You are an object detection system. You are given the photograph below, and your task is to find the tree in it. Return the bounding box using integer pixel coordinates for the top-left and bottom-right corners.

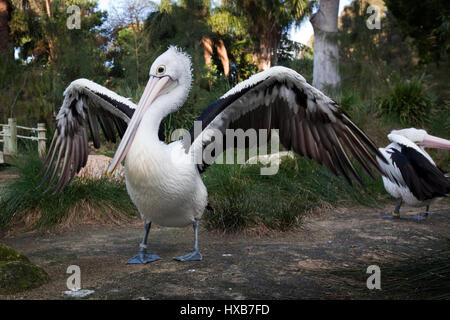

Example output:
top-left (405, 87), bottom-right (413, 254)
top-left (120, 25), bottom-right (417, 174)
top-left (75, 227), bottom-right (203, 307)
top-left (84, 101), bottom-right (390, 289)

top-left (311, 0), bottom-right (340, 95)
top-left (108, 0), bottom-right (157, 85)
top-left (0, 0), bottom-right (13, 56)
top-left (2, 0), bottom-right (108, 125)
top-left (338, 0), bottom-right (416, 100)
top-left (384, 0), bottom-right (449, 64)
top-left (205, 3), bottom-right (258, 80)
top-left (225, 0), bottom-right (313, 70)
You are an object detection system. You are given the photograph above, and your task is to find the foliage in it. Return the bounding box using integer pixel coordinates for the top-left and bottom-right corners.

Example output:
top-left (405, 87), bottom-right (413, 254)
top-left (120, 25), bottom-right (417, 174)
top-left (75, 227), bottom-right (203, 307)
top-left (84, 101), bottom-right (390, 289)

top-left (223, 0), bottom-right (314, 69)
top-left (108, 0), bottom-right (226, 120)
top-left (203, 155), bottom-right (386, 233)
top-left (338, 1), bottom-right (417, 101)
top-left (0, 152), bottom-right (137, 230)
top-left (376, 77), bottom-right (435, 127)
top-left (384, 0), bottom-right (450, 64)
top-left (278, 38), bottom-right (314, 84)
top-left (1, 0), bottom-right (108, 127)
top-left (427, 100), bottom-right (450, 139)
top-left (321, 250), bottom-right (450, 299)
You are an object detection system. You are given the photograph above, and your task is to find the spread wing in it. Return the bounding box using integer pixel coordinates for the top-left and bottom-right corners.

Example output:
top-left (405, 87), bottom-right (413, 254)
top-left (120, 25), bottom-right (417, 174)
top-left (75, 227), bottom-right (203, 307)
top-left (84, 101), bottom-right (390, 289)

top-left (37, 79), bottom-right (137, 194)
top-left (187, 66), bottom-right (386, 185)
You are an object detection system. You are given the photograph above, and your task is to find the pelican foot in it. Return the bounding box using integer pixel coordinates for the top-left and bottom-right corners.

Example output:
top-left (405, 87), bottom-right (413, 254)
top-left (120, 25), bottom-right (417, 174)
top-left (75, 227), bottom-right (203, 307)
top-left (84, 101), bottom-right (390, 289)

top-left (411, 213), bottom-right (429, 222)
top-left (126, 251), bottom-right (160, 264)
top-left (381, 212), bottom-right (401, 219)
top-left (174, 250), bottom-right (203, 262)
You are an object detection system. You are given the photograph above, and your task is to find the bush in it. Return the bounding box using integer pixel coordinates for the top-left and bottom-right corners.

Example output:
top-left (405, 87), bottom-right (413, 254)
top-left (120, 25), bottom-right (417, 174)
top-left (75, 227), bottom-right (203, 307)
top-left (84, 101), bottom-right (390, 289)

top-left (376, 77), bottom-right (434, 126)
top-left (203, 155), bottom-right (387, 233)
top-left (0, 153), bottom-right (137, 231)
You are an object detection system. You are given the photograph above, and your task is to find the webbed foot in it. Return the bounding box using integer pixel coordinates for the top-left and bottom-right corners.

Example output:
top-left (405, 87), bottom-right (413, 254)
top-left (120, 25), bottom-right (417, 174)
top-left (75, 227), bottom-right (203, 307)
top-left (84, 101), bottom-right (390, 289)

top-left (174, 250), bottom-right (203, 262)
top-left (381, 212), bottom-right (401, 219)
top-left (126, 250), bottom-right (160, 264)
top-left (411, 212), bottom-right (429, 222)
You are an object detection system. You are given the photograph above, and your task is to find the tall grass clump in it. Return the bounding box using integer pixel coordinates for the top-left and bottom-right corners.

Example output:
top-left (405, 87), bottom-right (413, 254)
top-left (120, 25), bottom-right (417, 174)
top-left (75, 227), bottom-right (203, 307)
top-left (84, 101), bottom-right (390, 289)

top-left (376, 77), bottom-right (435, 127)
top-left (202, 155), bottom-right (387, 233)
top-left (0, 153), bottom-right (137, 231)
top-left (319, 250), bottom-right (450, 299)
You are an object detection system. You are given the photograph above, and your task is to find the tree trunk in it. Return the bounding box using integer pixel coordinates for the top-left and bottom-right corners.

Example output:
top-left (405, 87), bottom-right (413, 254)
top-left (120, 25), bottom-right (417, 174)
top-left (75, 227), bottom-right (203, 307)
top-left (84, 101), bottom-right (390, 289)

top-left (311, 0), bottom-right (341, 96)
top-left (202, 37), bottom-right (213, 68)
top-left (45, 0), bottom-right (52, 17)
top-left (256, 27), bottom-right (281, 71)
top-left (257, 31), bottom-right (273, 71)
top-left (202, 37), bottom-right (230, 77)
top-left (0, 0), bottom-right (12, 56)
top-left (215, 38), bottom-right (230, 77)
top-left (44, 0), bottom-right (57, 63)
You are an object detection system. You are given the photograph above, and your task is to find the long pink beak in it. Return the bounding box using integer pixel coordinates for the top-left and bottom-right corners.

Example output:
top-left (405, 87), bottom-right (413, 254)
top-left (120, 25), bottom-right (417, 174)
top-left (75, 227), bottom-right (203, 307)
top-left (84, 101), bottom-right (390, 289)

top-left (107, 76), bottom-right (170, 178)
top-left (420, 134), bottom-right (450, 149)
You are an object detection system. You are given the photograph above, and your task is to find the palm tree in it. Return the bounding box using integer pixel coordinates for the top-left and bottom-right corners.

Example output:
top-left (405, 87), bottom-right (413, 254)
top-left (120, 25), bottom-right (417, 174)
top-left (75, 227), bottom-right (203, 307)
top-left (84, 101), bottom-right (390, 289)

top-left (225, 0), bottom-right (313, 70)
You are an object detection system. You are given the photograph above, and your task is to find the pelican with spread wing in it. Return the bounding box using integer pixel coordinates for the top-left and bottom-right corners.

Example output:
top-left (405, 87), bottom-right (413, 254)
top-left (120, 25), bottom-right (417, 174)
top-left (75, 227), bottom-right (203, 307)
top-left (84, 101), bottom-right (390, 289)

top-left (38, 46), bottom-right (386, 264)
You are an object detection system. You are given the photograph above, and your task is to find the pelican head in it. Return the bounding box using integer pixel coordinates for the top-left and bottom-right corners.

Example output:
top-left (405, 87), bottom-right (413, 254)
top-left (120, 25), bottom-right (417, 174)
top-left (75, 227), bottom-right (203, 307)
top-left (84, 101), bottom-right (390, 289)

top-left (391, 128), bottom-right (450, 149)
top-left (107, 46), bottom-right (192, 177)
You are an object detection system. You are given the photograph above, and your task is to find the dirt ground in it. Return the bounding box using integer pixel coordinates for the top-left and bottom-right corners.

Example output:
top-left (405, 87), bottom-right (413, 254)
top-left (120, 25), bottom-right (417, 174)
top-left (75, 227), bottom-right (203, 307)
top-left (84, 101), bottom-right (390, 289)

top-left (0, 201), bottom-right (449, 300)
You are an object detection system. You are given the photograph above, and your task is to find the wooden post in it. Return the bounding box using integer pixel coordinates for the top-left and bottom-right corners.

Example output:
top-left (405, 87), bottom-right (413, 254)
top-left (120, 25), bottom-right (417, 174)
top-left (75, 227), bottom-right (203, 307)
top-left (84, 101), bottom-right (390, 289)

top-left (37, 123), bottom-right (46, 157)
top-left (3, 124), bottom-right (9, 154)
top-left (8, 118), bottom-right (17, 155)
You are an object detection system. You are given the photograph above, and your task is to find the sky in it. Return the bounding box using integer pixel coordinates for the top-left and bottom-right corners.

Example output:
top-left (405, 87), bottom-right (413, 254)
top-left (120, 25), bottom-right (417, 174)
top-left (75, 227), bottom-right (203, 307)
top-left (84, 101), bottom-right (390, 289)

top-left (98, 0), bottom-right (355, 45)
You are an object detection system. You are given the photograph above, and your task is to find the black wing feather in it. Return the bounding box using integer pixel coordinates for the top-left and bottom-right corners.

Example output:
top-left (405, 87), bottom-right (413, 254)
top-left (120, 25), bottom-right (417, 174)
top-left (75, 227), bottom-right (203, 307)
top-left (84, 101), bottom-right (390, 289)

top-left (188, 67), bottom-right (386, 185)
top-left (390, 146), bottom-right (450, 201)
top-left (38, 79), bottom-right (136, 194)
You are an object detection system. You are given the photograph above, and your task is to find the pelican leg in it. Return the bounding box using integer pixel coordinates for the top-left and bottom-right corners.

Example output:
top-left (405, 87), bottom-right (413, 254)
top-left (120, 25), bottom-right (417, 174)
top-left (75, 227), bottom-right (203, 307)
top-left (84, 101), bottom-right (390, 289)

top-left (411, 205), bottom-right (430, 222)
top-left (382, 198), bottom-right (402, 219)
top-left (174, 219), bottom-right (203, 262)
top-left (127, 222), bottom-right (160, 264)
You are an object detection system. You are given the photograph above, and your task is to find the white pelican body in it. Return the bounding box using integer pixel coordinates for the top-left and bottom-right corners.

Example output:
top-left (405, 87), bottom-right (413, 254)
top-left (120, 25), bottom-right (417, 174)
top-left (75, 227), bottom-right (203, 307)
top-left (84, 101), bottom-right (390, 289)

top-left (377, 128), bottom-right (450, 220)
top-left (119, 48), bottom-right (206, 228)
top-left (39, 46), bottom-right (386, 264)
top-left (125, 132), bottom-right (207, 227)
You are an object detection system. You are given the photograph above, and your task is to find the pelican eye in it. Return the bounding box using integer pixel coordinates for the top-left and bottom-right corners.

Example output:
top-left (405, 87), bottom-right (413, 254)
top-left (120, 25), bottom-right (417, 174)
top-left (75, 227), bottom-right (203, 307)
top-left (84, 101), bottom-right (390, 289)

top-left (156, 65), bottom-right (166, 75)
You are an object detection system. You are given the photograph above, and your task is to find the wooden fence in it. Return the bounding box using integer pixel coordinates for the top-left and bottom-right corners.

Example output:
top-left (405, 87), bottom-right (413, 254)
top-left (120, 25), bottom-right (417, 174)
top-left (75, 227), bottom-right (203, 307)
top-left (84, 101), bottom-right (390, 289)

top-left (0, 118), bottom-right (46, 164)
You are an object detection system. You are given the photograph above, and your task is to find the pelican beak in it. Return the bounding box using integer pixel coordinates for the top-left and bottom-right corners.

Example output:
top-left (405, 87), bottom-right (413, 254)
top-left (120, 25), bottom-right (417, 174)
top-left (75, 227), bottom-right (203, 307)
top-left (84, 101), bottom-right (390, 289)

top-left (420, 134), bottom-right (450, 150)
top-left (107, 76), bottom-right (171, 178)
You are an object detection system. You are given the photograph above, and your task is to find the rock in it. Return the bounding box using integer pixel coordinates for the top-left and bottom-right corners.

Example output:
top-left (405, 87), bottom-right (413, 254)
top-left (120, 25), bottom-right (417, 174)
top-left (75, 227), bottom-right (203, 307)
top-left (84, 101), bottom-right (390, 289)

top-left (244, 151), bottom-right (295, 167)
top-left (63, 289), bottom-right (95, 298)
top-left (77, 155), bottom-right (124, 180)
top-left (0, 243), bottom-right (30, 263)
top-left (0, 244), bottom-right (49, 295)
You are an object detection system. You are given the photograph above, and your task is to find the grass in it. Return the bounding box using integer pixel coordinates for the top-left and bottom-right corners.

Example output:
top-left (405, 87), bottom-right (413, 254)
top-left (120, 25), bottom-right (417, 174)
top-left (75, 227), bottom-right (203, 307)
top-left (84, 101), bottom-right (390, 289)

top-left (314, 249), bottom-right (450, 299)
top-left (202, 155), bottom-right (388, 233)
top-left (1, 148), bottom-right (387, 233)
top-left (0, 152), bottom-right (137, 231)
top-left (376, 77), bottom-right (435, 127)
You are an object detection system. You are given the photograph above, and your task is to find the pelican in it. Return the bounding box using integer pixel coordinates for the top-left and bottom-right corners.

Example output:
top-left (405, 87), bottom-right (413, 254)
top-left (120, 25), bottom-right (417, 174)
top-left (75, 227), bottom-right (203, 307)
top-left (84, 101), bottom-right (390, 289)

top-left (38, 46), bottom-right (386, 264)
top-left (377, 128), bottom-right (450, 221)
